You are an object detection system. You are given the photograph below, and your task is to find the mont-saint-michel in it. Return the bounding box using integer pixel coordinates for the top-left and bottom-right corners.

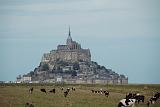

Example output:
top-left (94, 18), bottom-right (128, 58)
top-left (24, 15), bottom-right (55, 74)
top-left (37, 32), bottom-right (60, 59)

top-left (17, 27), bottom-right (128, 84)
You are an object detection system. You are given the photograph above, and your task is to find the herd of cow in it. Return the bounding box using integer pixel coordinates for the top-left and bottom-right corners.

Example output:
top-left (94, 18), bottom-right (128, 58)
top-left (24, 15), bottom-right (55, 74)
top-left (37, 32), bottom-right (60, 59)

top-left (26, 87), bottom-right (76, 107)
top-left (91, 89), bottom-right (160, 107)
top-left (26, 87), bottom-right (160, 107)
top-left (91, 89), bottom-right (110, 97)
top-left (118, 92), bottom-right (160, 107)
top-left (29, 87), bottom-right (75, 97)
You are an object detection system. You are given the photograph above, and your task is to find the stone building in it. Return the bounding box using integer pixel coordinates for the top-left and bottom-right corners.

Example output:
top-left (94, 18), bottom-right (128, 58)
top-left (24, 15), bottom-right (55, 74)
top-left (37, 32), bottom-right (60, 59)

top-left (16, 75), bottom-right (31, 83)
top-left (41, 27), bottom-right (91, 63)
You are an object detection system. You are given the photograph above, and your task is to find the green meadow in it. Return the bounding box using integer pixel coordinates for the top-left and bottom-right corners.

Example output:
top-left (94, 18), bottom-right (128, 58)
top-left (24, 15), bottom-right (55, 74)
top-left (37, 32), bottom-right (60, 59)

top-left (0, 83), bottom-right (160, 107)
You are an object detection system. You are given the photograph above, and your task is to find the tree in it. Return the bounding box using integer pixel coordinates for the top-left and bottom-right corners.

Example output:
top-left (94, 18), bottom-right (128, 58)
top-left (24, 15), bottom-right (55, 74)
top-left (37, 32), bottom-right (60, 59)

top-left (29, 71), bottom-right (34, 76)
top-left (42, 64), bottom-right (49, 71)
top-left (101, 66), bottom-right (106, 70)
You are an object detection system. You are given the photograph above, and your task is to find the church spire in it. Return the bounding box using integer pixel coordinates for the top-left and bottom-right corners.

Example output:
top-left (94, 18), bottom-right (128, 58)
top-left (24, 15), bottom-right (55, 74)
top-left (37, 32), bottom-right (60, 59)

top-left (69, 25), bottom-right (71, 37)
top-left (66, 26), bottom-right (72, 45)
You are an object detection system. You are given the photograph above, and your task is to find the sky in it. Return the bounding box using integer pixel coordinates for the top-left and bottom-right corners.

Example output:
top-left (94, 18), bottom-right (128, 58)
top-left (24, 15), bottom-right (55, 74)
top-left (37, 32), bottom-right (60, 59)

top-left (0, 0), bottom-right (160, 84)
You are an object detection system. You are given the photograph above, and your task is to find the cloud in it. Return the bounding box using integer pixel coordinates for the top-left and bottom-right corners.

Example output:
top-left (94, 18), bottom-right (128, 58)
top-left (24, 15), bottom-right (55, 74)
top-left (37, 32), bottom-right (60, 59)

top-left (0, 0), bottom-right (160, 39)
top-left (0, 0), bottom-right (134, 16)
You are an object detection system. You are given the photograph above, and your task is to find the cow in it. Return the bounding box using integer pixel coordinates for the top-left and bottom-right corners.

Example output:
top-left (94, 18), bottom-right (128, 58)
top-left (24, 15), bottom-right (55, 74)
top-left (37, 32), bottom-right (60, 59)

top-left (150, 97), bottom-right (157, 104)
top-left (118, 98), bottom-right (136, 107)
top-left (147, 92), bottom-right (160, 106)
top-left (147, 97), bottom-right (157, 106)
top-left (135, 94), bottom-right (145, 103)
top-left (49, 88), bottom-right (55, 93)
top-left (104, 91), bottom-right (109, 97)
top-left (29, 87), bottom-right (33, 94)
top-left (64, 91), bottom-right (69, 97)
top-left (40, 88), bottom-right (47, 94)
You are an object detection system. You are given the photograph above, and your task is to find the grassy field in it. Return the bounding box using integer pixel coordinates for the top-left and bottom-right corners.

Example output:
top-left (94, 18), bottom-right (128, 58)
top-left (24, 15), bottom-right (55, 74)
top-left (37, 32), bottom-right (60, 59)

top-left (0, 83), bottom-right (160, 107)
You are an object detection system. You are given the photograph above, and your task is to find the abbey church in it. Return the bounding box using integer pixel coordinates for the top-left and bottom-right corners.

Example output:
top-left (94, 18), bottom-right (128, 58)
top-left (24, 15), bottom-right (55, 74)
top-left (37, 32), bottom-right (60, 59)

top-left (41, 27), bottom-right (91, 63)
top-left (17, 27), bottom-right (128, 84)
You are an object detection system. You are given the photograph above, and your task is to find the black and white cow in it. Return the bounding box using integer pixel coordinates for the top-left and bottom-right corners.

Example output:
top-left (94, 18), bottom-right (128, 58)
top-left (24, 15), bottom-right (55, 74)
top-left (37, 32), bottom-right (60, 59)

top-left (64, 91), bottom-right (69, 97)
top-left (126, 93), bottom-right (145, 104)
top-left (147, 92), bottom-right (160, 106)
top-left (135, 94), bottom-right (145, 103)
top-left (104, 91), bottom-right (109, 97)
top-left (118, 98), bottom-right (136, 107)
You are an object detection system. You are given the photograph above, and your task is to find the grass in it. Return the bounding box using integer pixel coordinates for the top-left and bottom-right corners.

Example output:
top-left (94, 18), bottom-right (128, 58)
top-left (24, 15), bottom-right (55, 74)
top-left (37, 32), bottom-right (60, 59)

top-left (0, 83), bottom-right (160, 107)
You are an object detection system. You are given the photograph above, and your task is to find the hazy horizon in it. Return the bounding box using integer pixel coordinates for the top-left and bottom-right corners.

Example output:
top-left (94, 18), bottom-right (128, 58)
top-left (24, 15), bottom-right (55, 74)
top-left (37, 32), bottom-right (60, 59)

top-left (0, 0), bottom-right (160, 84)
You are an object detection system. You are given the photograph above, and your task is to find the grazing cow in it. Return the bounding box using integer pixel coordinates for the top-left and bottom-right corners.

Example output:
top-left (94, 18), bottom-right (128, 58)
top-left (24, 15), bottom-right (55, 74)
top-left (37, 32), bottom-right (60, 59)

top-left (40, 88), bottom-right (47, 93)
top-left (29, 87), bottom-right (33, 94)
top-left (147, 97), bottom-right (157, 106)
top-left (61, 87), bottom-right (64, 91)
top-left (118, 99), bottom-right (136, 107)
top-left (104, 91), bottom-right (109, 97)
top-left (150, 97), bottom-right (157, 104)
top-left (49, 88), bottom-right (55, 93)
top-left (126, 93), bottom-right (145, 104)
top-left (64, 91), bottom-right (69, 97)
top-left (135, 94), bottom-right (145, 103)
top-left (147, 92), bottom-right (160, 106)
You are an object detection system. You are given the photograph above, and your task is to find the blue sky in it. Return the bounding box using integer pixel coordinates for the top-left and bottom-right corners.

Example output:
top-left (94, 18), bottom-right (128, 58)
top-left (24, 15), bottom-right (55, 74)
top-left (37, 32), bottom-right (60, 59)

top-left (0, 0), bottom-right (160, 84)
